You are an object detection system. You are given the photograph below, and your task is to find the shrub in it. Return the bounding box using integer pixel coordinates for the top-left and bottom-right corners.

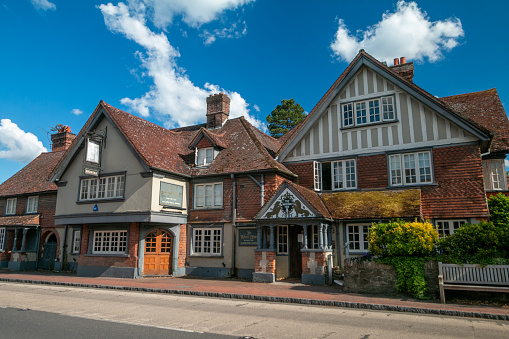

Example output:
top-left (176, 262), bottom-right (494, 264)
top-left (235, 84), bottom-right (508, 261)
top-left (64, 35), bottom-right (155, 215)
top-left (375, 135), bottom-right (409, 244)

top-left (368, 220), bottom-right (438, 257)
top-left (438, 221), bottom-right (503, 264)
top-left (488, 193), bottom-right (509, 257)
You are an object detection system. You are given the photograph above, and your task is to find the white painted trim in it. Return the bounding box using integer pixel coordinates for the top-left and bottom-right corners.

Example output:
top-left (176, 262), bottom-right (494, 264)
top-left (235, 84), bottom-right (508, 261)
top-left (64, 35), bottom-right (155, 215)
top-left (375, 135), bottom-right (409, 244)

top-left (407, 95), bottom-right (415, 143)
top-left (367, 128), bottom-right (372, 148)
top-left (347, 131), bottom-right (352, 151)
top-left (363, 68), bottom-right (368, 94)
top-left (319, 116), bottom-right (324, 154)
top-left (332, 90), bottom-right (401, 105)
top-left (310, 128), bottom-right (314, 155)
top-left (354, 76), bottom-right (359, 98)
top-left (328, 107), bottom-right (333, 153)
top-left (383, 79), bottom-right (388, 92)
top-left (388, 126), bottom-right (394, 146)
top-left (446, 120), bottom-right (452, 139)
top-left (372, 72), bottom-right (378, 93)
top-left (357, 130), bottom-right (362, 150)
top-left (396, 93), bottom-right (403, 145)
top-left (420, 102), bottom-right (428, 142)
top-left (337, 106), bottom-right (343, 151)
top-left (346, 83), bottom-right (351, 98)
top-left (282, 138), bottom-right (478, 162)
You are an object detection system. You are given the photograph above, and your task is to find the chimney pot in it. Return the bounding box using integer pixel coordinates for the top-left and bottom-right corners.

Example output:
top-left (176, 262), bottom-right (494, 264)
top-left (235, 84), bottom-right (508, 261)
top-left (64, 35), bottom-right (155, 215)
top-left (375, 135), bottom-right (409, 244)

top-left (394, 58), bottom-right (400, 66)
top-left (400, 57), bottom-right (406, 64)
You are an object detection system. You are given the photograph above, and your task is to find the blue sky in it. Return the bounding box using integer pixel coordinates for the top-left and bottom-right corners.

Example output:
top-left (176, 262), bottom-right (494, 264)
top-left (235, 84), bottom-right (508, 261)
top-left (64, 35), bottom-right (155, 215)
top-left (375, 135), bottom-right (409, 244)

top-left (0, 0), bottom-right (508, 183)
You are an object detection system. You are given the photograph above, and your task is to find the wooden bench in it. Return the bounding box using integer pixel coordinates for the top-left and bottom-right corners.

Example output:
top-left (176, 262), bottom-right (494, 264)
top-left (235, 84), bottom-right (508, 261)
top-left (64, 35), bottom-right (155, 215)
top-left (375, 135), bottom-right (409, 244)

top-left (438, 262), bottom-right (509, 303)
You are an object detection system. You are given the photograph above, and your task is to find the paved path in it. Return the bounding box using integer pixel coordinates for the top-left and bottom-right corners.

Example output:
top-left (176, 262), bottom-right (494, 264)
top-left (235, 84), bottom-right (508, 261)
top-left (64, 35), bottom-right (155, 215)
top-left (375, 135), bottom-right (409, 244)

top-left (0, 270), bottom-right (507, 320)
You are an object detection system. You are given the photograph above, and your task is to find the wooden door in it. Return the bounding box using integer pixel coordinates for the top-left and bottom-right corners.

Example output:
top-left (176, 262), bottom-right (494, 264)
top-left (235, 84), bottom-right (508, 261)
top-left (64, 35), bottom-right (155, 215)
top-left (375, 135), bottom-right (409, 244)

top-left (144, 229), bottom-right (172, 276)
top-left (289, 226), bottom-right (302, 278)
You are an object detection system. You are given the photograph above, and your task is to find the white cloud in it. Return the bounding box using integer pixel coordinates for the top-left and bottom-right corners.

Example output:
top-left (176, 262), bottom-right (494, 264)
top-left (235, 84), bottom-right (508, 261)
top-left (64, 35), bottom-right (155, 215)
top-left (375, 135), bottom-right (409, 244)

top-left (140, 0), bottom-right (255, 28)
top-left (30, 0), bottom-right (56, 11)
top-left (0, 119), bottom-right (47, 163)
top-left (71, 109), bottom-right (83, 116)
top-left (99, 2), bottom-right (262, 129)
top-left (200, 20), bottom-right (247, 45)
top-left (330, 1), bottom-right (464, 63)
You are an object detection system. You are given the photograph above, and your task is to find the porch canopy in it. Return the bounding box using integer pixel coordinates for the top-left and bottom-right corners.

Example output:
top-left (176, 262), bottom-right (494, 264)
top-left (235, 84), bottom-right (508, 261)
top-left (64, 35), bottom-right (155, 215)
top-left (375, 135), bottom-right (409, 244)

top-left (0, 215), bottom-right (40, 252)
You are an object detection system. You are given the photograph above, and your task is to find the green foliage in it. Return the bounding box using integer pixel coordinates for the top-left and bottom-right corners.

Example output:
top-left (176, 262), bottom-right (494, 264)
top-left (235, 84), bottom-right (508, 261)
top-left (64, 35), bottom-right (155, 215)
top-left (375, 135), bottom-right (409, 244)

top-left (368, 220), bottom-right (438, 257)
top-left (488, 193), bottom-right (509, 226)
top-left (488, 193), bottom-right (509, 257)
top-left (438, 221), bottom-right (505, 264)
top-left (266, 99), bottom-right (305, 138)
top-left (377, 256), bottom-right (430, 299)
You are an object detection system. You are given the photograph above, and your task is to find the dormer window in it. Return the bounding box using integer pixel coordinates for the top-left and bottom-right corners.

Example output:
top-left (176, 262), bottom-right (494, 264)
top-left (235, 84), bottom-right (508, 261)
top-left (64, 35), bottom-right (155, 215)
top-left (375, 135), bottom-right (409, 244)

top-left (196, 147), bottom-right (215, 167)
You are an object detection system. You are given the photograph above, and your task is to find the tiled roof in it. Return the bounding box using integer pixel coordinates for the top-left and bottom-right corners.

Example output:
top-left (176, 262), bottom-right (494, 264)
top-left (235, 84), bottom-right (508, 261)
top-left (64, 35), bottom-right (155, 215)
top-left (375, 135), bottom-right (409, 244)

top-left (286, 181), bottom-right (332, 219)
top-left (52, 101), bottom-right (295, 179)
top-left (190, 117), bottom-right (294, 176)
top-left (440, 89), bottom-right (509, 152)
top-left (0, 151), bottom-right (63, 197)
top-left (189, 127), bottom-right (228, 150)
top-left (0, 215), bottom-right (40, 226)
top-left (321, 189), bottom-right (421, 220)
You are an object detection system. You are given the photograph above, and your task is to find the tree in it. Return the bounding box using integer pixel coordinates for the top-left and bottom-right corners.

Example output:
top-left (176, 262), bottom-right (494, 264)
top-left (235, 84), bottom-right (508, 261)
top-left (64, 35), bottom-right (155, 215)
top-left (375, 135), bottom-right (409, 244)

top-left (266, 99), bottom-right (305, 138)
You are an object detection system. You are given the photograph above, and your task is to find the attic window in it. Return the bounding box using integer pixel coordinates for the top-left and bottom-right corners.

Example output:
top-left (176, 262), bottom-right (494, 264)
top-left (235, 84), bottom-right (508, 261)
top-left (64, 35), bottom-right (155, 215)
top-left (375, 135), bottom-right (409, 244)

top-left (342, 95), bottom-right (395, 128)
top-left (196, 147), bottom-right (215, 167)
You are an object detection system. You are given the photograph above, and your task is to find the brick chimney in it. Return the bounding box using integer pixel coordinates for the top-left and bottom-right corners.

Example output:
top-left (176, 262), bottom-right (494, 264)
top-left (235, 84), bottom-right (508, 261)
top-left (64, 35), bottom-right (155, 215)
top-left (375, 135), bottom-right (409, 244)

top-left (206, 93), bottom-right (230, 129)
top-left (51, 125), bottom-right (75, 152)
top-left (389, 57), bottom-right (414, 82)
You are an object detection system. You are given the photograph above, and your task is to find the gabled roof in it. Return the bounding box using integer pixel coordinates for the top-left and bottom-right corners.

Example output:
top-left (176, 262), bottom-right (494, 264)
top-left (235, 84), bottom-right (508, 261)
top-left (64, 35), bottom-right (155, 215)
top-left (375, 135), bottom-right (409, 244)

top-left (0, 215), bottom-right (40, 227)
top-left (277, 50), bottom-right (492, 160)
top-left (51, 101), bottom-right (295, 181)
top-left (0, 151), bottom-right (64, 197)
top-left (321, 189), bottom-right (421, 220)
top-left (440, 89), bottom-right (509, 153)
top-left (189, 117), bottom-right (294, 177)
top-left (255, 181), bottom-right (332, 220)
top-left (189, 127), bottom-right (228, 150)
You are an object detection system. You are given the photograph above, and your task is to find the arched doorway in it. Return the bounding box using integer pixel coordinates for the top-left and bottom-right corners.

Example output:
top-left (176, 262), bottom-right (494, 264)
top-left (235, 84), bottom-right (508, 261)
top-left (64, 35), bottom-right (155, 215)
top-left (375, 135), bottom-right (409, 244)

top-left (144, 229), bottom-right (172, 276)
top-left (40, 233), bottom-right (58, 270)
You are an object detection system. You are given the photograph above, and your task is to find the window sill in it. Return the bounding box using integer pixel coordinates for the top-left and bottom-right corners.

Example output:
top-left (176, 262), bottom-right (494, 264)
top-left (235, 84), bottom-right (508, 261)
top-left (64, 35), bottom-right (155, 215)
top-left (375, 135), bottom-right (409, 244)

top-left (486, 189), bottom-right (509, 192)
top-left (191, 207), bottom-right (224, 211)
top-left (76, 198), bottom-right (125, 204)
top-left (340, 120), bottom-right (399, 131)
top-left (84, 253), bottom-right (130, 257)
top-left (189, 255), bottom-right (223, 258)
top-left (387, 182), bottom-right (438, 189)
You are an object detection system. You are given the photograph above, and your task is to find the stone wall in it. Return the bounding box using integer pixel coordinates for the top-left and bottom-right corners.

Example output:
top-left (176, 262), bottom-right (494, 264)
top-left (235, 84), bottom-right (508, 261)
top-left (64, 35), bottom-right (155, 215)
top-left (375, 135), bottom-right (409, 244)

top-left (343, 259), bottom-right (439, 298)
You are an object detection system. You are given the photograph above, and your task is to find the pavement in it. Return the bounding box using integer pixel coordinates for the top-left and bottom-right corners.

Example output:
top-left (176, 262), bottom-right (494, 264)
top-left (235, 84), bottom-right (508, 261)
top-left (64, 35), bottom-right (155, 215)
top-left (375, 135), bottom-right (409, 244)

top-left (0, 270), bottom-right (507, 321)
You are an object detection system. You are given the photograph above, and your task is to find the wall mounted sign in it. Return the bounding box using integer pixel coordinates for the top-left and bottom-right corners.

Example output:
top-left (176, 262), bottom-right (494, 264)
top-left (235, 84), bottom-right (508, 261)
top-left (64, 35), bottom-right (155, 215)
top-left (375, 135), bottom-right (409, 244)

top-left (238, 228), bottom-right (257, 246)
top-left (83, 166), bottom-right (99, 177)
top-left (159, 182), bottom-right (183, 208)
top-left (85, 139), bottom-right (101, 164)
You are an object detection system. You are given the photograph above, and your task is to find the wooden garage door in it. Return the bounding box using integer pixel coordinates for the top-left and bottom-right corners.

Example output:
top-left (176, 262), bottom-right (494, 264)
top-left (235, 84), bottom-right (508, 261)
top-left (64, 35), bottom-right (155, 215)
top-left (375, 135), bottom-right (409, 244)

top-left (144, 229), bottom-right (172, 276)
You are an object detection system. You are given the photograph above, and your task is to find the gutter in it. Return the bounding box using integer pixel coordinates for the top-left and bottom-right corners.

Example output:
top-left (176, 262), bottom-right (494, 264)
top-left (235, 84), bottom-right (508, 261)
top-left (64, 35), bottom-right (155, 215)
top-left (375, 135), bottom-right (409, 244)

top-left (230, 174), bottom-right (236, 278)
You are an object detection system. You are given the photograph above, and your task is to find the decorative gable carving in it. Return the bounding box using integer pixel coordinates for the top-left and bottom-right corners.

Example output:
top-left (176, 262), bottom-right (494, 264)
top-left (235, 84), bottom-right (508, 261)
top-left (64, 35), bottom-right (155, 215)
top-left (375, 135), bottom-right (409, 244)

top-left (260, 188), bottom-right (316, 219)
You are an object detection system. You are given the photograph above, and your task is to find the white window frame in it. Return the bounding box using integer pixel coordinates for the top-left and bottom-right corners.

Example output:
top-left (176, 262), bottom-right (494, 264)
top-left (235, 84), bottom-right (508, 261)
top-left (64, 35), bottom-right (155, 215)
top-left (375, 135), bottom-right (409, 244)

top-left (194, 183), bottom-right (223, 208)
top-left (79, 174), bottom-right (125, 201)
top-left (92, 230), bottom-right (127, 254)
top-left (342, 96), bottom-right (395, 128)
top-left (277, 225), bottom-right (288, 254)
top-left (347, 224), bottom-right (370, 252)
top-left (389, 151), bottom-right (433, 186)
top-left (0, 227), bottom-right (5, 251)
top-left (436, 220), bottom-right (467, 239)
top-left (313, 161), bottom-right (322, 191)
top-left (196, 147), bottom-right (215, 167)
top-left (332, 159), bottom-right (357, 190)
top-left (72, 230), bottom-right (81, 254)
top-left (5, 198), bottom-right (16, 215)
top-left (191, 227), bottom-right (222, 256)
top-left (26, 196), bottom-right (38, 214)
top-left (482, 159), bottom-right (507, 191)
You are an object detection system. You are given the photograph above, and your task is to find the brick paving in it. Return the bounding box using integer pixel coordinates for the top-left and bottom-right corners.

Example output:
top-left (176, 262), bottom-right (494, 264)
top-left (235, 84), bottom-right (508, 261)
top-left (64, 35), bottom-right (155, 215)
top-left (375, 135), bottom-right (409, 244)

top-left (0, 270), bottom-right (507, 320)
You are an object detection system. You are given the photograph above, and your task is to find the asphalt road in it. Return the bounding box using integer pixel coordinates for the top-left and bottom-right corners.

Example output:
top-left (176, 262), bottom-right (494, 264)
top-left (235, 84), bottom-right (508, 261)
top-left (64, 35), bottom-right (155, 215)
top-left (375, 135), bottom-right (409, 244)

top-left (0, 282), bottom-right (507, 339)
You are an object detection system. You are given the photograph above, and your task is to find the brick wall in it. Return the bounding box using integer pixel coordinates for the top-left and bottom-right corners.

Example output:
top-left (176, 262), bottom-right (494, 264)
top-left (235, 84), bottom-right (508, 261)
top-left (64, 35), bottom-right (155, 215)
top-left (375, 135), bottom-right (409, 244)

top-left (78, 222), bottom-right (140, 268)
top-left (357, 154), bottom-right (388, 189)
top-left (254, 250), bottom-right (275, 273)
top-left (421, 144), bottom-right (489, 219)
top-left (38, 194), bottom-right (57, 228)
top-left (178, 224), bottom-right (187, 268)
top-left (285, 162), bottom-right (314, 189)
top-left (301, 251), bottom-right (327, 275)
